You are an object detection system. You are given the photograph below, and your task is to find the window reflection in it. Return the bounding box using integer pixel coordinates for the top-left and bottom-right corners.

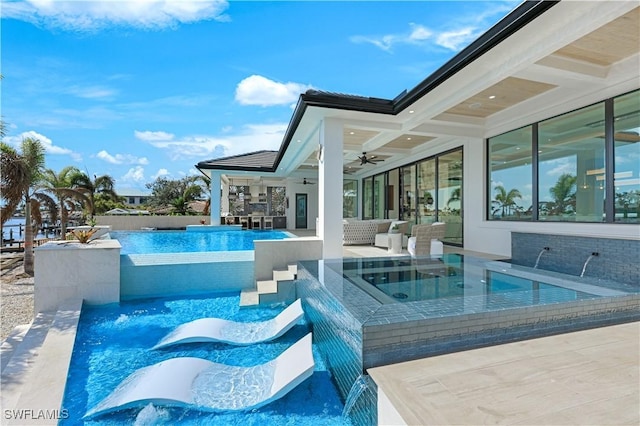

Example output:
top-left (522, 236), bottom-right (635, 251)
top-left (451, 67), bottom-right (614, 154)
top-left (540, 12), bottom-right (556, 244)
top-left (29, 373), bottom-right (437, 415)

top-left (614, 91), bottom-right (640, 223)
top-left (538, 103), bottom-right (605, 222)
top-left (343, 180), bottom-right (358, 219)
top-left (400, 165), bottom-right (416, 226)
top-left (488, 126), bottom-right (533, 220)
top-left (417, 159), bottom-right (436, 224)
top-left (363, 177), bottom-right (373, 220)
top-left (373, 174), bottom-right (385, 219)
top-left (438, 150), bottom-right (463, 245)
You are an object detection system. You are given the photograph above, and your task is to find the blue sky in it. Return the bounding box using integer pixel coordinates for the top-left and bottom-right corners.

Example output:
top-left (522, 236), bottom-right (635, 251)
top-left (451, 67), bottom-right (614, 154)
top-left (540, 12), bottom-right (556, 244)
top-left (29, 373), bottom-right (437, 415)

top-left (1, 0), bottom-right (517, 192)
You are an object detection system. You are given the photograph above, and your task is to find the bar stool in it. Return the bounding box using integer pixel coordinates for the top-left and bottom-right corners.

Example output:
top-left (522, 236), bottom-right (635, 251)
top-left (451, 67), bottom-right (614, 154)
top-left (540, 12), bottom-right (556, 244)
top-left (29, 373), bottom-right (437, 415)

top-left (251, 216), bottom-right (262, 229)
top-left (263, 216), bottom-right (273, 230)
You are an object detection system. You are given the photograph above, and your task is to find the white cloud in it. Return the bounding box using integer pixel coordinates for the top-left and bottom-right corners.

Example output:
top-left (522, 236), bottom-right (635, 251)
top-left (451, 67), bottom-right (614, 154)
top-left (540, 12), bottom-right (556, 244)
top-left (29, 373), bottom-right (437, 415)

top-left (350, 4), bottom-right (512, 53)
top-left (96, 150), bottom-right (148, 165)
top-left (351, 23), bottom-right (478, 53)
top-left (544, 158), bottom-right (576, 177)
top-left (235, 75), bottom-right (313, 107)
top-left (4, 130), bottom-right (82, 161)
top-left (134, 130), bottom-right (176, 142)
top-left (121, 166), bottom-right (145, 183)
top-left (152, 168), bottom-right (171, 180)
top-left (436, 28), bottom-right (477, 51)
top-left (139, 123), bottom-right (287, 161)
top-left (2, 0), bottom-right (230, 32)
top-left (66, 85), bottom-right (118, 100)
top-left (408, 24), bottom-right (433, 43)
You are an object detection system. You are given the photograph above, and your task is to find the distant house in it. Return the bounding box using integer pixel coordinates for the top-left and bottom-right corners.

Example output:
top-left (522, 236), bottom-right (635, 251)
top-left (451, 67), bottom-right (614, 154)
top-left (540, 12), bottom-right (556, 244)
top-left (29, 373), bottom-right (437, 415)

top-left (116, 188), bottom-right (150, 206)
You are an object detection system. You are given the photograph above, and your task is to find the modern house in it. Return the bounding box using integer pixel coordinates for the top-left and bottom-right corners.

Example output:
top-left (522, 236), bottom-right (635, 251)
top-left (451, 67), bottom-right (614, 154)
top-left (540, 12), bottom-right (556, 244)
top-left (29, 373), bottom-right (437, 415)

top-left (197, 1), bottom-right (639, 261)
top-left (116, 188), bottom-right (150, 207)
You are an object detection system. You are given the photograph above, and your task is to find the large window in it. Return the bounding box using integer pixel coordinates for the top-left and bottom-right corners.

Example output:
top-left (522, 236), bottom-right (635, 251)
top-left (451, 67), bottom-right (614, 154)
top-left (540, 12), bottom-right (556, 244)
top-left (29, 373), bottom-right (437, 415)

top-left (417, 159), bottom-right (436, 223)
top-left (439, 150), bottom-right (463, 245)
top-left (539, 103), bottom-right (605, 222)
top-left (373, 174), bottom-right (386, 219)
top-left (487, 90), bottom-right (638, 223)
top-left (488, 126), bottom-right (533, 220)
top-left (362, 177), bottom-right (373, 220)
top-left (360, 147), bottom-right (465, 245)
top-left (400, 165), bottom-right (416, 226)
top-left (614, 92), bottom-right (640, 223)
top-left (343, 180), bottom-right (358, 218)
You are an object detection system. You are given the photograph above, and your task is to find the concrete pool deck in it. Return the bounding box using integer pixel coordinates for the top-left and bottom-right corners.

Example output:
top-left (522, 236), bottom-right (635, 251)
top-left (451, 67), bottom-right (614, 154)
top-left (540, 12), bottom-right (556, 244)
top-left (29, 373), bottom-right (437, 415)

top-left (369, 321), bottom-right (640, 425)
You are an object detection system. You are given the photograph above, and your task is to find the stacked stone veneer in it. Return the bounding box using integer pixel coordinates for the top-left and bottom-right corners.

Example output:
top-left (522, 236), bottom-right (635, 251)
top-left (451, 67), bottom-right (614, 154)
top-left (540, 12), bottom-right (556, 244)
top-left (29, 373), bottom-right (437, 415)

top-left (511, 232), bottom-right (639, 286)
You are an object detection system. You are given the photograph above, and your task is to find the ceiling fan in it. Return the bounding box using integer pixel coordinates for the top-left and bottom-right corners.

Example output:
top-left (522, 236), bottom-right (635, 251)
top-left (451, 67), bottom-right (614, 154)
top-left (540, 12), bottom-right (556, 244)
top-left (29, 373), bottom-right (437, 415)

top-left (358, 152), bottom-right (383, 165)
top-left (297, 178), bottom-right (316, 185)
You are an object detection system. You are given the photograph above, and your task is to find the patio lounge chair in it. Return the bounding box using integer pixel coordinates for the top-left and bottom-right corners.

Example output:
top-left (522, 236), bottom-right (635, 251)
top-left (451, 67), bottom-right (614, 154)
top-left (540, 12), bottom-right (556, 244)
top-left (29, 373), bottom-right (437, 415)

top-left (152, 299), bottom-right (304, 349)
top-left (407, 222), bottom-right (446, 257)
top-left (84, 333), bottom-right (314, 419)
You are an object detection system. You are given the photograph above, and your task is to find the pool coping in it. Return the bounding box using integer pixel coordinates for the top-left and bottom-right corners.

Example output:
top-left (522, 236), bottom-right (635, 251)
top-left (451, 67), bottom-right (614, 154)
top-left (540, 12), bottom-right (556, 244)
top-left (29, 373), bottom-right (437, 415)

top-left (1, 299), bottom-right (82, 425)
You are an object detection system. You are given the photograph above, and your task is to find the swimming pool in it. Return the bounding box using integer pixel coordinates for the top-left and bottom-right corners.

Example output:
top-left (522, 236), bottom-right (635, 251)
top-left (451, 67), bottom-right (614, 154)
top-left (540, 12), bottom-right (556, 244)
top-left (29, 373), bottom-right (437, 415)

top-left (110, 229), bottom-right (291, 254)
top-left (61, 293), bottom-right (351, 425)
top-left (296, 253), bottom-right (640, 410)
top-left (340, 256), bottom-right (594, 304)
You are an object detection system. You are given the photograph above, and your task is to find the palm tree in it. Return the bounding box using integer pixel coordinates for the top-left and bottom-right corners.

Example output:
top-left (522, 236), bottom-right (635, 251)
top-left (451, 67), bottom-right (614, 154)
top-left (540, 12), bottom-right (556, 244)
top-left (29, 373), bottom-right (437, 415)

top-left (71, 172), bottom-right (118, 218)
top-left (0, 138), bottom-right (55, 275)
top-left (41, 166), bottom-right (90, 237)
top-left (549, 173), bottom-right (576, 216)
top-left (492, 185), bottom-right (522, 217)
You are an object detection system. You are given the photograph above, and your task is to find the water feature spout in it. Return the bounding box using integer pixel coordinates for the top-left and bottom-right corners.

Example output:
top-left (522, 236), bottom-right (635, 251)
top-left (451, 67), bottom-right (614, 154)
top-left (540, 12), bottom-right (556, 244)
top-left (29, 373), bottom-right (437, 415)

top-left (342, 374), bottom-right (376, 418)
top-left (580, 252), bottom-right (599, 277)
top-left (533, 247), bottom-right (550, 269)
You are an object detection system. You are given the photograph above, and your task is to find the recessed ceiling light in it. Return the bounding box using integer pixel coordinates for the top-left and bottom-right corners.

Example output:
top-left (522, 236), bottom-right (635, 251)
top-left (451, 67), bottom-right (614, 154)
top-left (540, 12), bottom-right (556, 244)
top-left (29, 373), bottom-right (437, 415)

top-left (296, 139), bottom-right (301, 143)
top-left (469, 102), bottom-right (482, 109)
top-left (407, 137), bottom-right (412, 140)
top-left (349, 131), bottom-right (355, 135)
top-left (516, 147), bottom-right (520, 150)
top-left (409, 110), bottom-right (414, 114)
top-left (488, 95), bottom-right (496, 99)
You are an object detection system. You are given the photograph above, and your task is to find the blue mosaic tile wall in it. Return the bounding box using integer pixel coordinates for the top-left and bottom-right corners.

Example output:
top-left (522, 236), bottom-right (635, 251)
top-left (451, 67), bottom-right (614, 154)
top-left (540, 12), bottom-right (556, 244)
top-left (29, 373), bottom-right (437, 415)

top-left (296, 263), bottom-right (377, 426)
top-left (296, 256), bottom-right (639, 425)
top-left (511, 233), bottom-right (640, 286)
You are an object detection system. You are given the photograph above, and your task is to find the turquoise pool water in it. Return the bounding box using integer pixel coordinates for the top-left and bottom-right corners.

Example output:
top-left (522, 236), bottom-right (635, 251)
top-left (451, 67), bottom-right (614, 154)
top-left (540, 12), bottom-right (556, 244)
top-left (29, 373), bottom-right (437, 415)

top-left (61, 293), bottom-right (350, 425)
top-left (111, 230), bottom-right (290, 254)
top-left (339, 255), bottom-right (597, 304)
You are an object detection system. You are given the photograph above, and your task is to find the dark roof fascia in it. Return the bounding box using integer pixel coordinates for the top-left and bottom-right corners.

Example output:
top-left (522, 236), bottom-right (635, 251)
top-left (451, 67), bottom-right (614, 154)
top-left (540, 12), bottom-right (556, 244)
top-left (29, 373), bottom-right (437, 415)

top-left (393, 0), bottom-right (559, 112)
top-left (300, 91), bottom-right (395, 115)
top-left (196, 150), bottom-right (277, 173)
top-left (197, 164), bottom-right (275, 173)
top-left (253, 1), bottom-right (559, 173)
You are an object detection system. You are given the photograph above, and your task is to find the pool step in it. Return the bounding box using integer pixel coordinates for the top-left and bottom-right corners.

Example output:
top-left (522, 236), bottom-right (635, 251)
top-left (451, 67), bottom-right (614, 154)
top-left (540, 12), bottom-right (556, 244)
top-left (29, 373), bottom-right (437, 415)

top-left (1, 311), bottom-right (56, 413)
top-left (240, 263), bottom-right (298, 307)
top-left (1, 299), bottom-right (82, 423)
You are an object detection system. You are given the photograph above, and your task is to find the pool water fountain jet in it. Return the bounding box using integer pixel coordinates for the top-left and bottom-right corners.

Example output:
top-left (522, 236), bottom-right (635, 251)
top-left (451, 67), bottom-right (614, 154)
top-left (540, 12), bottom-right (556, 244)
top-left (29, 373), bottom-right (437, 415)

top-left (533, 247), bottom-right (550, 269)
top-left (342, 374), bottom-right (376, 418)
top-left (580, 252), bottom-right (599, 277)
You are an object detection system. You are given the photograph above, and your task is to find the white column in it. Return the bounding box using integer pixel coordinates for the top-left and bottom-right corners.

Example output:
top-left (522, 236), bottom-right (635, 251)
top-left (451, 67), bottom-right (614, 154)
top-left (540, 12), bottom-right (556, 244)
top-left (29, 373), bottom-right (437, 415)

top-left (210, 172), bottom-right (222, 225)
top-left (318, 118), bottom-right (343, 259)
top-left (221, 177), bottom-right (230, 216)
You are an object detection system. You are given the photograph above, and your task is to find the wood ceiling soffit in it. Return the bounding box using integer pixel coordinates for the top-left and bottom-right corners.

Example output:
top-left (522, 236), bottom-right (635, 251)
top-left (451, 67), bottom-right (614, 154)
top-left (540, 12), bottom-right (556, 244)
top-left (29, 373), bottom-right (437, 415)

top-left (344, 129), bottom-right (380, 145)
top-left (386, 134), bottom-right (435, 150)
top-left (435, 77), bottom-right (557, 119)
top-left (553, 7), bottom-right (640, 67)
